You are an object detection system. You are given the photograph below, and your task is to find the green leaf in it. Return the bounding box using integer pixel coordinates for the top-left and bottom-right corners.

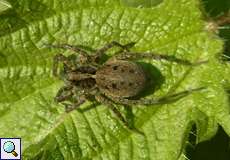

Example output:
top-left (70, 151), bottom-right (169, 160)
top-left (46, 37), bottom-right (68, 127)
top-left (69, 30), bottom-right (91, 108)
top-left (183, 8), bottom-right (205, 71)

top-left (0, 0), bottom-right (229, 159)
top-left (202, 0), bottom-right (230, 17)
top-left (0, 0), bottom-right (11, 13)
top-left (121, 0), bottom-right (163, 8)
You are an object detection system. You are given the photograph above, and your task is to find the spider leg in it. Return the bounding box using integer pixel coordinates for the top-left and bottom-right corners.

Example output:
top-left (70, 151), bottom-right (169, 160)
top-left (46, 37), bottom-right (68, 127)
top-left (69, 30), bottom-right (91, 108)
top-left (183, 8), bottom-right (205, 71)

top-left (111, 87), bottom-right (205, 105)
top-left (95, 94), bottom-right (129, 127)
top-left (48, 41), bottom-right (136, 64)
top-left (45, 43), bottom-right (89, 57)
top-left (55, 85), bottom-right (86, 112)
top-left (95, 41), bottom-right (135, 54)
top-left (66, 72), bottom-right (95, 81)
top-left (114, 51), bottom-right (207, 66)
top-left (54, 85), bottom-right (73, 102)
top-left (63, 95), bottom-right (86, 112)
top-left (53, 54), bottom-right (74, 76)
top-left (64, 87), bottom-right (99, 112)
top-left (92, 41), bottom-right (136, 62)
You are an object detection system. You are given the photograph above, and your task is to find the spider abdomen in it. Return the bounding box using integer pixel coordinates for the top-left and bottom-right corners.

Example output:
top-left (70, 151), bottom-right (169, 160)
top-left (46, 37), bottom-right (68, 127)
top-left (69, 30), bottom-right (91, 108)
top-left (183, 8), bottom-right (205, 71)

top-left (96, 60), bottom-right (147, 98)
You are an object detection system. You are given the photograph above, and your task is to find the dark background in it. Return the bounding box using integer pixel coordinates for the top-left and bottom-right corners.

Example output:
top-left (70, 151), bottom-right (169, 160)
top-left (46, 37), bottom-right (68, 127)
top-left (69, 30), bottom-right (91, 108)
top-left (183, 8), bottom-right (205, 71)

top-left (190, 0), bottom-right (230, 159)
top-left (202, 0), bottom-right (230, 58)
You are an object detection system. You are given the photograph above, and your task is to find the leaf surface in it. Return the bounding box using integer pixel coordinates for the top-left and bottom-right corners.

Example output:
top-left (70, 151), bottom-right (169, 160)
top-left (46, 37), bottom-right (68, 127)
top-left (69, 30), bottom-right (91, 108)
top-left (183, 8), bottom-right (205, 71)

top-left (0, 0), bottom-right (229, 160)
top-left (0, 0), bottom-right (11, 13)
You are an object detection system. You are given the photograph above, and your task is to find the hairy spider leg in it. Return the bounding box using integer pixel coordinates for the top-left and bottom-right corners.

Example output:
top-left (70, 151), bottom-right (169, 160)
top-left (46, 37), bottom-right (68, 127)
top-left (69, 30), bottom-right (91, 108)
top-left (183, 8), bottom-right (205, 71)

top-left (109, 87), bottom-right (205, 105)
top-left (55, 85), bottom-right (73, 102)
top-left (92, 41), bottom-right (136, 61)
top-left (63, 87), bottom-right (99, 112)
top-left (95, 41), bottom-right (135, 54)
top-left (114, 51), bottom-right (207, 66)
top-left (53, 54), bottom-right (75, 76)
top-left (95, 94), bottom-right (129, 127)
top-left (63, 95), bottom-right (86, 112)
top-left (46, 43), bottom-right (89, 57)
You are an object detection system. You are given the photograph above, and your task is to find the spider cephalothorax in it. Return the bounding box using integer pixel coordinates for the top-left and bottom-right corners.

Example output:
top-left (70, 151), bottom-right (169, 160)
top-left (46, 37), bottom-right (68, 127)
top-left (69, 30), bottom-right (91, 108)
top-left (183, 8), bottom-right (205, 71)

top-left (48, 41), bottom-right (205, 127)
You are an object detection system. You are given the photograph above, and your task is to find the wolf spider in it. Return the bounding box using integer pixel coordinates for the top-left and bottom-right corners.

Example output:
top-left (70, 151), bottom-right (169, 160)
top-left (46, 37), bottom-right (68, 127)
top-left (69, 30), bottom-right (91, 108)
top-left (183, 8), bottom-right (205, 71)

top-left (47, 41), bottom-right (205, 127)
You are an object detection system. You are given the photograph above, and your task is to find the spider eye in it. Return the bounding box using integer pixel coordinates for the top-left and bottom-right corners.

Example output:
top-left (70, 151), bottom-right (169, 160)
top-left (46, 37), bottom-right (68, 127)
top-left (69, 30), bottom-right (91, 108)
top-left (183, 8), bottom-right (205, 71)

top-left (112, 83), bottom-right (117, 89)
top-left (129, 82), bottom-right (133, 86)
top-left (129, 69), bottom-right (135, 73)
top-left (113, 66), bottom-right (118, 70)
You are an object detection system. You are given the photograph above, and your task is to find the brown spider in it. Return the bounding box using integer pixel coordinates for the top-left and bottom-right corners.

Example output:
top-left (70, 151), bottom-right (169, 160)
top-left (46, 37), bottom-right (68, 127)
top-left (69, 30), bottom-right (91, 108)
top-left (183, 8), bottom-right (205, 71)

top-left (47, 41), bottom-right (205, 127)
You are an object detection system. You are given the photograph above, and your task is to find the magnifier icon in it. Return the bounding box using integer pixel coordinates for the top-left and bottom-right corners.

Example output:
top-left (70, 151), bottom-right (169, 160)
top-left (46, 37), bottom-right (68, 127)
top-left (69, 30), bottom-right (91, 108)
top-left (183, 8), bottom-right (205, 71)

top-left (3, 141), bottom-right (18, 157)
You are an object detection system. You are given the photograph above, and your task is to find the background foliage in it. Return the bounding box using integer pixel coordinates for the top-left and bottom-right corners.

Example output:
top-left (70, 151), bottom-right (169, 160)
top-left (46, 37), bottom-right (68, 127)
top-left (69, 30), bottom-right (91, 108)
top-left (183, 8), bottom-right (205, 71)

top-left (0, 0), bottom-right (229, 159)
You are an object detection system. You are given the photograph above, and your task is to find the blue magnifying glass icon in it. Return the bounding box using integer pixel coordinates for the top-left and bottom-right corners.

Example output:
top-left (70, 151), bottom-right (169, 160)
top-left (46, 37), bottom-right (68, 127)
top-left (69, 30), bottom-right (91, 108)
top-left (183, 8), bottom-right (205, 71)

top-left (3, 141), bottom-right (18, 157)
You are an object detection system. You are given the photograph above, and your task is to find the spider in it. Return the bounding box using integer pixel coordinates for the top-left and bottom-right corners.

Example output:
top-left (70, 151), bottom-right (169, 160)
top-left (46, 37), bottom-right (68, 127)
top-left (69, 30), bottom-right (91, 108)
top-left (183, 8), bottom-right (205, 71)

top-left (47, 41), bottom-right (204, 127)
